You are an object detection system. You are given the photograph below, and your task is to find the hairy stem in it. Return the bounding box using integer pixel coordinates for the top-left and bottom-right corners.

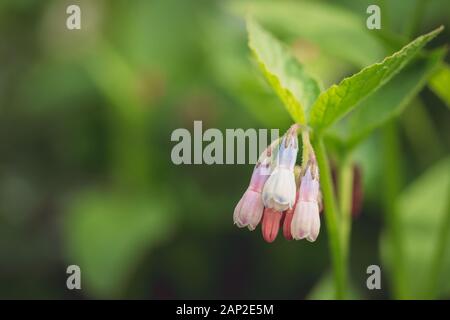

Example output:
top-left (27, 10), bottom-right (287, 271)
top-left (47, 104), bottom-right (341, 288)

top-left (313, 138), bottom-right (346, 299)
top-left (428, 195), bottom-right (450, 298)
top-left (339, 156), bottom-right (354, 279)
top-left (382, 121), bottom-right (407, 299)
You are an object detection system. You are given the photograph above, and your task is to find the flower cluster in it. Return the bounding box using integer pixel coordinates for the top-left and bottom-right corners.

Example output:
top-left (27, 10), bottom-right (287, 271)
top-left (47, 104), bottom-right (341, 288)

top-left (233, 124), bottom-right (322, 243)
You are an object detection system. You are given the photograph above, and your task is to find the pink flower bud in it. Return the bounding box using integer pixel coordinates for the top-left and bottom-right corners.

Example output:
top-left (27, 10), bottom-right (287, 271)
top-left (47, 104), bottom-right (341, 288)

top-left (282, 210), bottom-right (294, 241)
top-left (233, 189), bottom-right (265, 230)
top-left (261, 208), bottom-right (283, 243)
top-left (262, 125), bottom-right (298, 211)
top-left (291, 163), bottom-right (321, 242)
top-left (233, 148), bottom-right (273, 231)
top-left (282, 192), bottom-right (299, 241)
top-left (291, 201), bottom-right (320, 241)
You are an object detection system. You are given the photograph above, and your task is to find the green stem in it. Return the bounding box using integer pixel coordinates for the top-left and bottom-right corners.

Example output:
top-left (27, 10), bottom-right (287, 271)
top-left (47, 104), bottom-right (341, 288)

top-left (428, 195), bottom-right (450, 298)
top-left (338, 156), bottom-right (354, 277)
top-left (401, 99), bottom-right (445, 166)
top-left (381, 121), bottom-right (407, 299)
top-left (313, 138), bottom-right (346, 299)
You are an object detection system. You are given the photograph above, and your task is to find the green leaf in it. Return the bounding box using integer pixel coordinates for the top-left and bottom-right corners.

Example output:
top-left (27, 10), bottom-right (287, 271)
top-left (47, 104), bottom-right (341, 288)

top-left (203, 15), bottom-right (291, 127)
top-left (381, 157), bottom-right (450, 299)
top-left (329, 48), bottom-right (446, 148)
top-left (309, 26), bottom-right (444, 132)
top-left (247, 18), bottom-right (321, 124)
top-left (229, 0), bottom-right (386, 67)
top-left (63, 190), bottom-right (174, 298)
top-left (429, 63), bottom-right (450, 108)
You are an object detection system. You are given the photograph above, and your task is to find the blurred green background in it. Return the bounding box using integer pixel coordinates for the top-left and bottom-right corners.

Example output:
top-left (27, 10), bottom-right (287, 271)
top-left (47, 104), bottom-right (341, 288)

top-left (0, 0), bottom-right (449, 299)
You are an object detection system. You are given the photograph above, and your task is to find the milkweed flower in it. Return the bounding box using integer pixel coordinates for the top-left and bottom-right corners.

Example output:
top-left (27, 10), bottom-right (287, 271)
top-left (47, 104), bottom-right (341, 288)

top-left (291, 159), bottom-right (321, 242)
top-left (233, 147), bottom-right (274, 230)
top-left (262, 124), bottom-right (298, 212)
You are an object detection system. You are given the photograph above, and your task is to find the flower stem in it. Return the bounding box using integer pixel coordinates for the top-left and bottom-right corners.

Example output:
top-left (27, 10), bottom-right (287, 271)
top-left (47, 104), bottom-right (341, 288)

top-left (428, 195), bottom-right (450, 298)
top-left (381, 121), bottom-right (407, 299)
top-left (313, 137), bottom-right (346, 299)
top-left (338, 156), bottom-right (354, 279)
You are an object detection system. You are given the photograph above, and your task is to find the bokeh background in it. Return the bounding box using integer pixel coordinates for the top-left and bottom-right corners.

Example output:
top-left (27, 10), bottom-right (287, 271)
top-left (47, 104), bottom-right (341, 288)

top-left (0, 0), bottom-right (449, 299)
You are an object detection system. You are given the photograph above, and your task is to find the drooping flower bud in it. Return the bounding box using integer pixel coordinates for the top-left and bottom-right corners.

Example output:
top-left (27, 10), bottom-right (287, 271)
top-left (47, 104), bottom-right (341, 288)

top-left (261, 208), bottom-right (283, 243)
top-left (233, 141), bottom-right (276, 231)
top-left (291, 156), bottom-right (321, 242)
top-left (233, 189), bottom-right (264, 230)
top-left (282, 209), bottom-right (294, 240)
top-left (262, 124), bottom-right (298, 212)
top-left (282, 167), bottom-right (301, 241)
